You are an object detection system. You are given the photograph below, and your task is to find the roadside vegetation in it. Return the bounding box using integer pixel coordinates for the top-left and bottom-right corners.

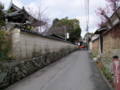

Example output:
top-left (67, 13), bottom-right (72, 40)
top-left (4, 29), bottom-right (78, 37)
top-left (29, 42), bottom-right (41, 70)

top-left (0, 2), bottom-right (10, 60)
top-left (89, 51), bottom-right (114, 88)
top-left (97, 61), bottom-right (114, 87)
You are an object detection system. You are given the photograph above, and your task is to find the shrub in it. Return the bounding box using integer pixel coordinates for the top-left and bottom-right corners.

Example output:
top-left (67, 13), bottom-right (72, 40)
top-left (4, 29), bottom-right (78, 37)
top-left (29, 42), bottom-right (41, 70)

top-left (0, 30), bottom-right (9, 60)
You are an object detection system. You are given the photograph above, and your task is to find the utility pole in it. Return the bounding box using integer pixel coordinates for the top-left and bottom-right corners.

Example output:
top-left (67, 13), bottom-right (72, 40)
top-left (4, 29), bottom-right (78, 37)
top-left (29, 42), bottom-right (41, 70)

top-left (85, 0), bottom-right (89, 50)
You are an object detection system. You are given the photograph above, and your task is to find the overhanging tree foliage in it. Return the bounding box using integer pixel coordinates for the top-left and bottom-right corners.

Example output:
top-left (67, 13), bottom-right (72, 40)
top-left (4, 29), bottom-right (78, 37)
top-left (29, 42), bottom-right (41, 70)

top-left (96, 6), bottom-right (112, 27)
top-left (106, 0), bottom-right (120, 20)
top-left (106, 0), bottom-right (120, 12)
top-left (0, 2), bottom-right (5, 29)
top-left (95, 0), bottom-right (120, 28)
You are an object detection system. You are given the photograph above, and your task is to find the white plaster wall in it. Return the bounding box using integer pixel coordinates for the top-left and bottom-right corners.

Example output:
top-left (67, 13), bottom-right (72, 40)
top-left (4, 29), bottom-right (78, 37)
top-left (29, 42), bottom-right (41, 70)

top-left (11, 29), bottom-right (76, 59)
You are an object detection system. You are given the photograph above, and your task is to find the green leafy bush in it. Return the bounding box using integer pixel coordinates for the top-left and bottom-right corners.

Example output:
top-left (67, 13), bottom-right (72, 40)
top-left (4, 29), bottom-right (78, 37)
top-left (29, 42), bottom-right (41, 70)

top-left (0, 30), bottom-right (9, 60)
top-left (0, 2), bottom-right (5, 28)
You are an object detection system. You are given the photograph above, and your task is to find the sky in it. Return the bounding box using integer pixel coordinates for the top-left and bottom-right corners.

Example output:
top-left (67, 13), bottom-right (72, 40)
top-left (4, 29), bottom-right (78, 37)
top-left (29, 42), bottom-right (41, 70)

top-left (1, 0), bottom-right (108, 37)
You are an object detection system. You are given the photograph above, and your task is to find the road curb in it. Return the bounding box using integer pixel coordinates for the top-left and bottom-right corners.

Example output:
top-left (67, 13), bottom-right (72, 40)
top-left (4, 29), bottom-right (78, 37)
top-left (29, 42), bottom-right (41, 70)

top-left (94, 62), bottom-right (114, 90)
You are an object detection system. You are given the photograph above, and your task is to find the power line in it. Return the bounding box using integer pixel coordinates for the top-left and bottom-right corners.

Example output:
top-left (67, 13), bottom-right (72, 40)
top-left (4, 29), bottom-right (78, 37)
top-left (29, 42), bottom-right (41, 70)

top-left (86, 0), bottom-right (89, 32)
top-left (82, 0), bottom-right (89, 33)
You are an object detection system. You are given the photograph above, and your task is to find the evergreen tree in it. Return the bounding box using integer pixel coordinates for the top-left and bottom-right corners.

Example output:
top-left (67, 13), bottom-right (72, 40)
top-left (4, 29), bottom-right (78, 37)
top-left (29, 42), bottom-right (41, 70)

top-left (48, 17), bottom-right (82, 43)
top-left (0, 2), bottom-right (5, 29)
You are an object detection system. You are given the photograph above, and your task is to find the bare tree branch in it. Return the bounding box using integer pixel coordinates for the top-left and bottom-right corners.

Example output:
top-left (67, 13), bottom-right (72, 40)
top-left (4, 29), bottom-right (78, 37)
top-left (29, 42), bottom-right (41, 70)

top-left (25, 6), bottom-right (49, 32)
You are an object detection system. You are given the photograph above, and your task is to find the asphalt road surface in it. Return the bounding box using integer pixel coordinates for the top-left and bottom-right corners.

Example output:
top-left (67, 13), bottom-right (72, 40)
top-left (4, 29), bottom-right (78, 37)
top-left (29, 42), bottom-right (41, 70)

top-left (5, 50), bottom-right (111, 90)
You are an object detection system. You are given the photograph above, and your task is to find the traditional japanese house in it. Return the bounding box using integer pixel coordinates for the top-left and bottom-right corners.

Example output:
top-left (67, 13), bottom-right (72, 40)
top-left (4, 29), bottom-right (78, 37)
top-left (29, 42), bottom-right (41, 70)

top-left (92, 7), bottom-right (120, 56)
top-left (5, 3), bottom-right (46, 31)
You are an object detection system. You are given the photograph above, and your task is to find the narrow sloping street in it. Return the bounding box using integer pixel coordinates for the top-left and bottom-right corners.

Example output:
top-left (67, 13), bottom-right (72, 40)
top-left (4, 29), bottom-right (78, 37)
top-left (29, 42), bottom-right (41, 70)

top-left (5, 51), bottom-right (110, 90)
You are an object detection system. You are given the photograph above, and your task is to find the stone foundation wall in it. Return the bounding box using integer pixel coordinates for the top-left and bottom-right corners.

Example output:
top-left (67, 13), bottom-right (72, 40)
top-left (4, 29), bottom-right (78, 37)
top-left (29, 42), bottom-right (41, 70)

top-left (0, 48), bottom-right (76, 89)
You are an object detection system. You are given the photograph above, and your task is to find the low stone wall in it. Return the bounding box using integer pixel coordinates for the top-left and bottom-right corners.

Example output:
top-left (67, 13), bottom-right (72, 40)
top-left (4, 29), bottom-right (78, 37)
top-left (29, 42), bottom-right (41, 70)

top-left (0, 47), bottom-right (76, 89)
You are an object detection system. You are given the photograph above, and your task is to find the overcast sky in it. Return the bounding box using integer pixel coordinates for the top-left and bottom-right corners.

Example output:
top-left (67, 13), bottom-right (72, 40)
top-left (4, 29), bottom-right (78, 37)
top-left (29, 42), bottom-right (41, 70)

top-left (1, 0), bottom-right (108, 37)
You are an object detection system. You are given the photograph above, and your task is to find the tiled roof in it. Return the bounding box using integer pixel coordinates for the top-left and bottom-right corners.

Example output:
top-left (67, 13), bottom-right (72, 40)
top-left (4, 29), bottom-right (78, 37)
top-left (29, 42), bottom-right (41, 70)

top-left (18, 27), bottom-right (72, 44)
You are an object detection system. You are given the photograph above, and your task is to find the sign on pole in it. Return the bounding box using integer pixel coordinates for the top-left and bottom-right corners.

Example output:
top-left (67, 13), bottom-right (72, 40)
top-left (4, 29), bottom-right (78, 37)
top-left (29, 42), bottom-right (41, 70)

top-left (113, 56), bottom-right (120, 90)
top-left (66, 33), bottom-right (69, 39)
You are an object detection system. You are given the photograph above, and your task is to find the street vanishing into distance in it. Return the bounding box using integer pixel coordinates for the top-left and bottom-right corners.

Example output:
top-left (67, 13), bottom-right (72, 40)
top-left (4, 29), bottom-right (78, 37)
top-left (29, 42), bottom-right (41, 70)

top-left (1, 0), bottom-right (120, 90)
top-left (5, 51), bottom-right (111, 90)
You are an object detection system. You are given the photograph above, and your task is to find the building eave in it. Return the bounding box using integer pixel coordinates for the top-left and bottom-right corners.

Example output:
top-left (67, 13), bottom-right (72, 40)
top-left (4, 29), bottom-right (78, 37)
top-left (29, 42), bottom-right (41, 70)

top-left (94, 28), bottom-right (107, 34)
